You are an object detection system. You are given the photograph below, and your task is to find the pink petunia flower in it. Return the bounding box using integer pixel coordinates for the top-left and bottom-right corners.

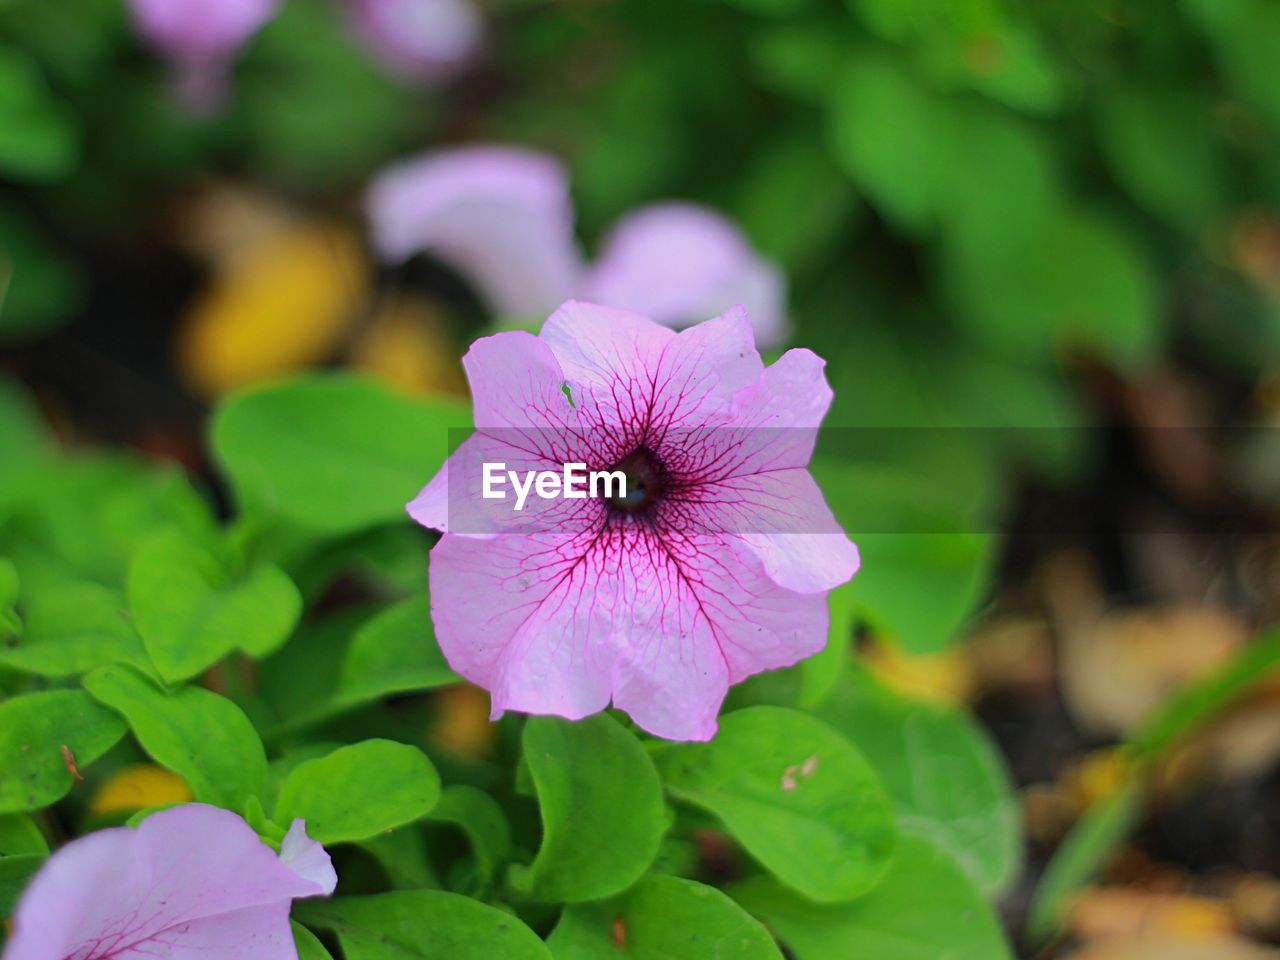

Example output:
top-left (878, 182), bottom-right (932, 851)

top-left (365, 146), bottom-right (789, 346)
top-left (366, 146), bottom-right (584, 319)
top-left (126, 0), bottom-right (279, 111)
top-left (407, 302), bottom-right (858, 741)
top-left (348, 0), bottom-right (483, 84)
top-left (2, 804), bottom-right (336, 960)
top-left (582, 204), bottom-right (790, 347)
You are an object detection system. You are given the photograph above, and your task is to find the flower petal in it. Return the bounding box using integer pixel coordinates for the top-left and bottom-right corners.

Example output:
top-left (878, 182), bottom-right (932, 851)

top-left (4, 804), bottom-right (328, 960)
top-left (365, 146), bottom-right (584, 318)
top-left (349, 0), bottom-right (482, 82)
top-left (279, 819), bottom-right (337, 895)
top-left (428, 530), bottom-right (619, 720)
top-left (127, 0), bottom-right (278, 62)
top-left (583, 203), bottom-right (790, 347)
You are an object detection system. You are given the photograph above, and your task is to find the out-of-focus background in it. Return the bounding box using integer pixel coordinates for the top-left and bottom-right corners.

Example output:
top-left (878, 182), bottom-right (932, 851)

top-left (2, 0), bottom-right (1280, 956)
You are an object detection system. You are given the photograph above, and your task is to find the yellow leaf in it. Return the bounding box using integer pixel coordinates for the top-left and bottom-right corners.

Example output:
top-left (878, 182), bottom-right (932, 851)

top-left (863, 639), bottom-right (975, 707)
top-left (177, 223), bottom-right (369, 397)
top-left (350, 294), bottom-right (466, 396)
top-left (90, 764), bottom-right (193, 815)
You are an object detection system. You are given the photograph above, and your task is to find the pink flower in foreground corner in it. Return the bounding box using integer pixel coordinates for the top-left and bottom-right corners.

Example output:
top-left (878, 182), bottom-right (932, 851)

top-left (408, 301), bottom-right (859, 741)
top-left (126, 0), bottom-right (279, 111)
top-left (3, 804), bottom-right (336, 960)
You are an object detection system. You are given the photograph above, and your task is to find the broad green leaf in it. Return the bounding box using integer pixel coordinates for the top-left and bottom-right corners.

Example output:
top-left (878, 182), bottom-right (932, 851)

top-left (274, 739), bottom-right (441, 845)
top-left (212, 373), bottom-right (468, 535)
top-left (0, 852), bottom-right (42, 916)
top-left (732, 834), bottom-right (1014, 960)
top-left (1129, 626), bottom-right (1280, 762)
top-left (722, 0), bottom-right (813, 15)
top-left (550, 874), bottom-right (783, 960)
top-left (944, 205), bottom-right (1159, 368)
top-left (829, 53), bottom-right (956, 233)
top-left (812, 461), bottom-right (993, 654)
top-left (127, 528), bottom-right (302, 682)
top-left (334, 594), bottom-right (457, 708)
top-left (293, 921), bottom-right (335, 960)
top-left (0, 557), bottom-right (18, 639)
top-left (656, 706), bottom-right (896, 902)
top-left (0, 689), bottom-right (126, 813)
top-left (427, 785), bottom-right (511, 892)
top-left (6, 458), bottom-right (214, 600)
top-left (0, 813), bottom-right (47, 914)
top-left (1095, 82), bottom-right (1223, 230)
top-left (516, 714), bottom-right (666, 903)
top-left (0, 582), bottom-right (153, 678)
top-left (813, 667), bottom-right (1021, 895)
top-left (0, 46), bottom-right (79, 180)
top-left (360, 827), bottom-right (439, 890)
top-left (735, 133), bottom-right (859, 279)
top-left (297, 890), bottom-right (552, 960)
top-left (1186, 0), bottom-right (1280, 130)
top-left (1026, 782), bottom-right (1145, 942)
top-left (84, 664), bottom-right (267, 810)
top-left (0, 813), bottom-right (46, 855)
top-left (0, 378), bottom-right (51, 518)
top-left (0, 205), bottom-right (80, 342)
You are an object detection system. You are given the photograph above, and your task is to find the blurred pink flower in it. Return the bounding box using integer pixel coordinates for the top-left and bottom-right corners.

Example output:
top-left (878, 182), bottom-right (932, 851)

top-left (2, 804), bottom-right (336, 960)
top-left (407, 302), bottom-right (858, 741)
top-left (126, 0), bottom-right (278, 111)
top-left (367, 146), bottom-right (584, 318)
top-left (583, 204), bottom-right (789, 348)
top-left (366, 146), bottom-right (790, 346)
top-left (349, 0), bottom-right (482, 83)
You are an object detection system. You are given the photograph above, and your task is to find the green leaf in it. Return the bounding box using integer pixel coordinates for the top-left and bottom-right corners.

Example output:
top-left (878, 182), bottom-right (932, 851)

top-left (127, 528), bottom-right (302, 683)
top-left (292, 921), bottom-right (335, 960)
top-left (83, 664), bottom-right (267, 810)
top-left (6, 458), bottom-right (215, 600)
top-left (1025, 782), bottom-right (1145, 942)
top-left (427, 785), bottom-right (511, 892)
top-left (0, 557), bottom-right (18, 639)
top-left (0, 45), bottom-right (79, 180)
top-left (0, 689), bottom-right (126, 813)
top-left (812, 461), bottom-right (993, 654)
top-left (516, 714), bottom-right (666, 903)
top-left (335, 594), bottom-right (458, 707)
top-left (813, 667), bottom-right (1021, 895)
top-left (1128, 626), bottom-right (1280, 762)
top-left (296, 890), bottom-right (552, 960)
top-left (829, 53), bottom-right (956, 233)
top-left (732, 834), bottom-right (1014, 960)
top-left (274, 739), bottom-right (441, 845)
top-left (1094, 82), bottom-right (1223, 230)
top-left (0, 582), bottom-right (153, 678)
top-left (0, 812), bottom-right (47, 914)
top-left (550, 874), bottom-right (783, 960)
top-left (212, 373), bottom-right (469, 535)
top-left (943, 205), bottom-right (1159, 368)
top-left (735, 133), bottom-right (859, 279)
top-left (0, 853), bottom-right (42, 917)
top-left (0, 205), bottom-right (81, 341)
top-left (656, 706), bottom-right (896, 902)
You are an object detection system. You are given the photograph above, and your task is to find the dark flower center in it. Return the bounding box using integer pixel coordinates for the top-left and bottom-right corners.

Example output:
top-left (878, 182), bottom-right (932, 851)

top-left (607, 447), bottom-right (666, 517)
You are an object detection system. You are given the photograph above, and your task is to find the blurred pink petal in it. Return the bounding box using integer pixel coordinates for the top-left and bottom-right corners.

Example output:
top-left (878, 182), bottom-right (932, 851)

top-left (583, 203), bottom-right (790, 347)
top-left (366, 146), bottom-right (585, 318)
top-left (3, 804), bottom-right (334, 960)
top-left (408, 302), bottom-right (856, 741)
top-left (349, 0), bottom-right (482, 82)
top-left (127, 0), bottom-right (277, 111)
